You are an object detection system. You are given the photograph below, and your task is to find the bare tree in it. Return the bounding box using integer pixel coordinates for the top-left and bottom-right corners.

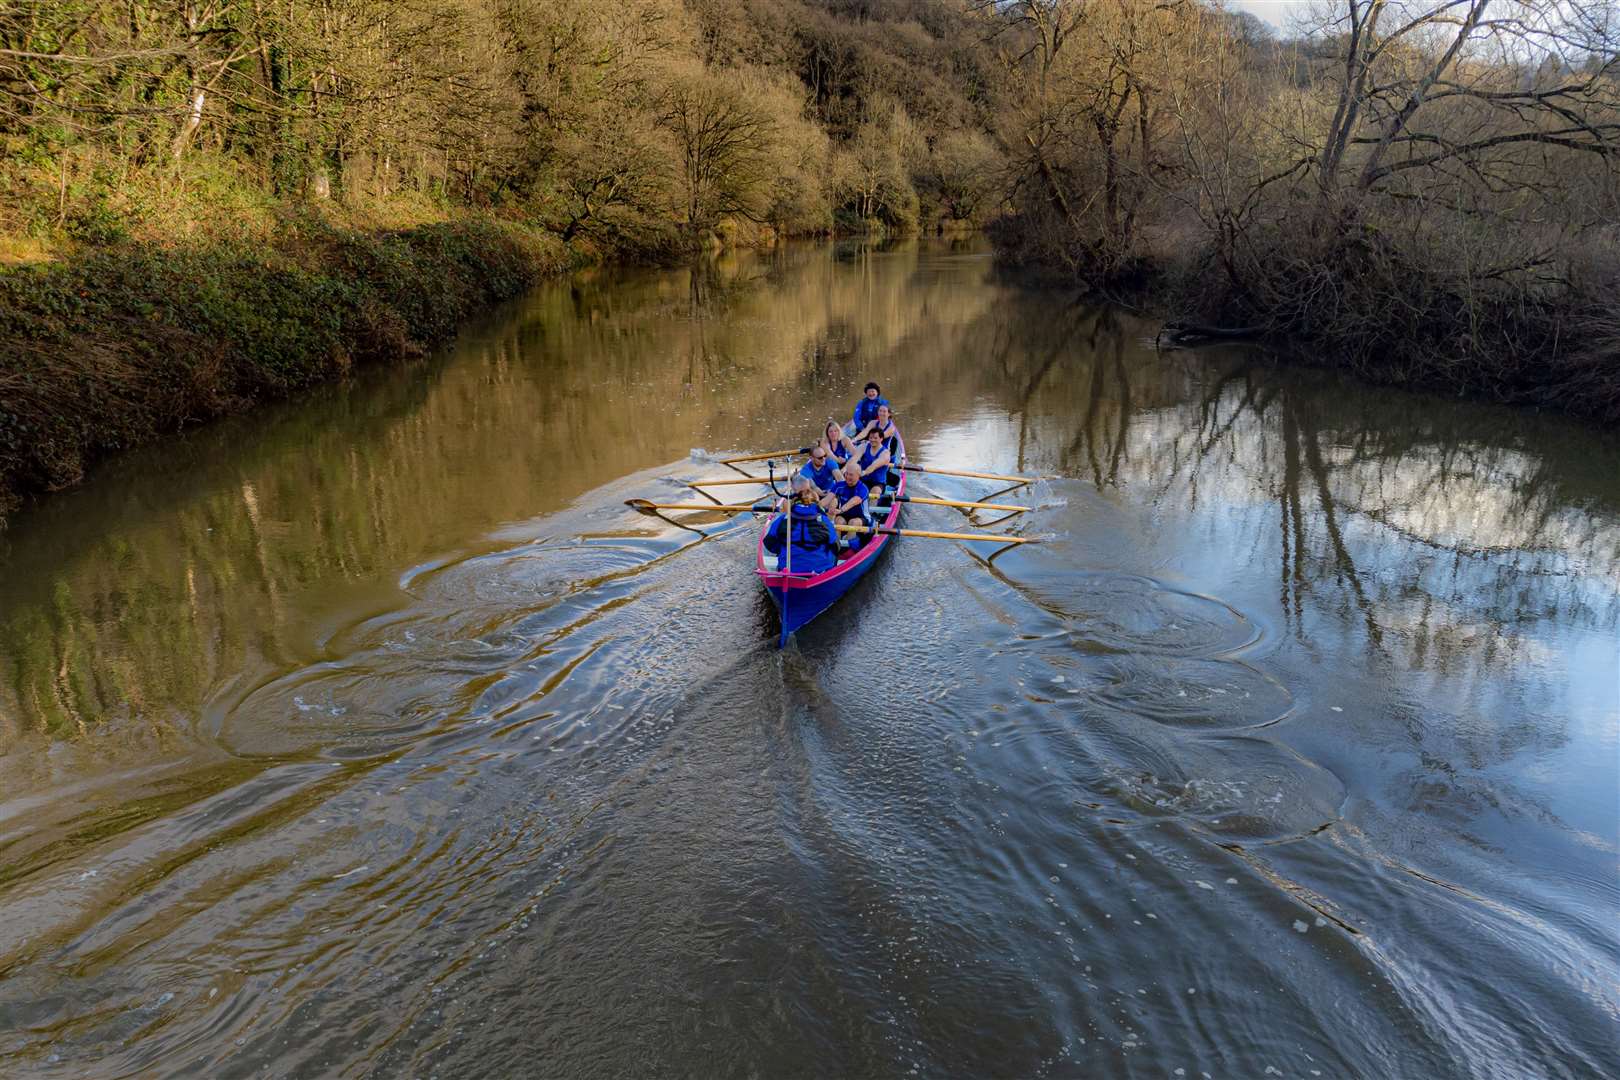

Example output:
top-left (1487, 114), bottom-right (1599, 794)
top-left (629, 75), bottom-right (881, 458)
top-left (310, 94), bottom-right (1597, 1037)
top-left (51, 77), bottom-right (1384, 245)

top-left (659, 66), bottom-right (781, 234)
top-left (976, 0), bottom-right (1204, 280)
top-left (1308, 0), bottom-right (1620, 211)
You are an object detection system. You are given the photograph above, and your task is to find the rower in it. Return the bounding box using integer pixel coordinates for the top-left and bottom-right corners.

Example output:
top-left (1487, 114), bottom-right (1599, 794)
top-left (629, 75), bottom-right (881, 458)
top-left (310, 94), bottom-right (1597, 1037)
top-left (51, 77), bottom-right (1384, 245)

top-left (825, 418), bottom-right (864, 470)
top-left (799, 441), bottom-right (840, 492)
top-left (823, 420), bottom-right (854, 465)
top-left (850, 382), bottom-right (889, 433)
top-left (762, 476), bottom-right (840, 574)
top-left (825, 459), bottom-right (871, 547)
top-left (854, 424), bottom-right (893, 493)
top-left (853, 402), bottom-right (899, 451)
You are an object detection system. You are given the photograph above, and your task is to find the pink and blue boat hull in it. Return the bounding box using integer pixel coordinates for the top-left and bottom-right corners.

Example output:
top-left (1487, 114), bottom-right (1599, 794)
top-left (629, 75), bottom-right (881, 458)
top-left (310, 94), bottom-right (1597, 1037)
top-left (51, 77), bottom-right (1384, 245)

top-left (756, 440), bottom-right (905, 646)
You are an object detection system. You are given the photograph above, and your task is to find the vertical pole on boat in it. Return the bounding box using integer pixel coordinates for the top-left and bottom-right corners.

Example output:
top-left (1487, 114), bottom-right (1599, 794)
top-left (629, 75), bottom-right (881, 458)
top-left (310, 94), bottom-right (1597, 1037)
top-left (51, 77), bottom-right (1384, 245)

top-left (772, 459), bottom-right (791, 648)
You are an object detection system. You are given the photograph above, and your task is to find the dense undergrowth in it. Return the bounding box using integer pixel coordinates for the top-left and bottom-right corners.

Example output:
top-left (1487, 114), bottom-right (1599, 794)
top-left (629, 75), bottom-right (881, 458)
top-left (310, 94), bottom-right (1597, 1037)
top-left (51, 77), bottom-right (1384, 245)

top-left (991, 210), bottom-right (1620, 428)
top-left (0, 215), bottom-right (568, 525)
top-left (1165, 224), bottom-right (1620, 427)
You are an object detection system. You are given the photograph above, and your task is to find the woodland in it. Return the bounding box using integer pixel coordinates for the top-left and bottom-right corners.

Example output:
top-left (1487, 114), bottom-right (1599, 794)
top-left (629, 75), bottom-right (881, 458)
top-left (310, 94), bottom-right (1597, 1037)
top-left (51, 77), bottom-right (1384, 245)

top-left (0, 0), bottom-right (1617, 519)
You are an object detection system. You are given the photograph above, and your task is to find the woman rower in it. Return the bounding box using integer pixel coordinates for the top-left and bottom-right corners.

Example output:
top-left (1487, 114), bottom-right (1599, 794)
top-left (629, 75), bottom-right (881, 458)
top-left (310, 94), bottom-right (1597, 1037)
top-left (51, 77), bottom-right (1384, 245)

top-left (850, 382), bottom-right (888, 433)
top-left (824, 420), bottom-right (855, 465)
top-left (853, 402), bottom-right (899, 449)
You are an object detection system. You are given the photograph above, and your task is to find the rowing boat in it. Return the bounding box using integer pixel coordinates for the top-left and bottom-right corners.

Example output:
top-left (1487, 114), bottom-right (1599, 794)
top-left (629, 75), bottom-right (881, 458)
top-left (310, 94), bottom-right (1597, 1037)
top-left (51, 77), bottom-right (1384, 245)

top-left (756, 435), bottom-right (906, 647)
top-left (628, 441), bottom-right (1039, 648)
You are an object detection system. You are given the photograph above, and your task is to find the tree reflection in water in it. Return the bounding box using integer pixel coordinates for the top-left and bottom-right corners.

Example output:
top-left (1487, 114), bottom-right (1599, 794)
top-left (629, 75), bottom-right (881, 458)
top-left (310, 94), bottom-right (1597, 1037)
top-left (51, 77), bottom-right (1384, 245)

top-left (1, 241), bottom-right (1614, 749)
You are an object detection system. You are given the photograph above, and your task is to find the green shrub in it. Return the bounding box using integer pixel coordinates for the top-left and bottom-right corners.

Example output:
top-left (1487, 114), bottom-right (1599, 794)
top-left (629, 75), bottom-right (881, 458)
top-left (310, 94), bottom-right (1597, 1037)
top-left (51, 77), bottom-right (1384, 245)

top-left (64, 200), bottom-right (129, 246)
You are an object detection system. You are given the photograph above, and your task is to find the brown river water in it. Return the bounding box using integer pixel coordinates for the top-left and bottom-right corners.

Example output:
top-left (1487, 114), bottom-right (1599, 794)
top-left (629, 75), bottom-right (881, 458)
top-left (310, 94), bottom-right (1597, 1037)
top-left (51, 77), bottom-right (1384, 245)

top-left (0, 240), bottom-right (1616, 1078)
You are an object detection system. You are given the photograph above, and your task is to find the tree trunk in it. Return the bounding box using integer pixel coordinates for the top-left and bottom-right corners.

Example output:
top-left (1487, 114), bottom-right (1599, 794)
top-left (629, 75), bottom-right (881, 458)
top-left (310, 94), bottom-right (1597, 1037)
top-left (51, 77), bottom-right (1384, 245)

top-left (171, 88), bottom-right (205, 161)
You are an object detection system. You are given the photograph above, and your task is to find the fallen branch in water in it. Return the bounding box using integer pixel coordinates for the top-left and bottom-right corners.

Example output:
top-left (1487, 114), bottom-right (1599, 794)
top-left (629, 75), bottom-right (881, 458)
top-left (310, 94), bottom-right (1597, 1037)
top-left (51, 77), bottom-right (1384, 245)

top-left (1155, 320), bottom-right (1264, 349)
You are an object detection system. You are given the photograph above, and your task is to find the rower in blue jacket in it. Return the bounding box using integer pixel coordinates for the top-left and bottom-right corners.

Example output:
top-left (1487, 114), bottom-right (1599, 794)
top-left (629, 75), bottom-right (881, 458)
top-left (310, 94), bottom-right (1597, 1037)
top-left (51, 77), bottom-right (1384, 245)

top-left (798, 442), bottom-right (840, 492)
top-left (763, 478), bottom-right (840, 574)
top-left (850, 382), bottom-right (889, 433)
top-left (825, 460), bottom-right (872, 549)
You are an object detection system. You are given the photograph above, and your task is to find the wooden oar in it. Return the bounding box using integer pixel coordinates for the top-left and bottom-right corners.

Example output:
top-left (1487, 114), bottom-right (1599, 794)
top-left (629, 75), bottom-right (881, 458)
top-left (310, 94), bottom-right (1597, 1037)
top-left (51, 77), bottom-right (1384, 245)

top-left (627, 500), bottom-right (766, 513)
top-left (687, 477), bottom-right (772, 486)
top-left (715, 448), bottom-right (810, 464)
top-left (685, 482), bottom-right (1025, 514)
top-left (837, 523), bottom-right (1036, 544)
top-left (903, 495), bottom-right (1027, 513)
top-left (628, 500), bottom-right (1034, 542)
top-left (902, 464), bottom-right (1039, 484)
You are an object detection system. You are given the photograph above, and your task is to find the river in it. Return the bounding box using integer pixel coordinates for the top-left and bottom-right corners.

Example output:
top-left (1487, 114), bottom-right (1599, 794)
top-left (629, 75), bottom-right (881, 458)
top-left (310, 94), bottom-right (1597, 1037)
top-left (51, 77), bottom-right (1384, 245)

top-left (0, 240), bottom-right (1616, 1078)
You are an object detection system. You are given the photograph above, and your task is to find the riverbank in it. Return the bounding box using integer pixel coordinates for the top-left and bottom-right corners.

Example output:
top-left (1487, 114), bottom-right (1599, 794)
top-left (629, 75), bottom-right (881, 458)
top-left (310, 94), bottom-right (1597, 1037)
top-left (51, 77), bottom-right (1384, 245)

top-left (0, 209), bottom-right (967, 529)
top-left (0, 215), bottom-right (573, 528)
top-left (1159, 234), bottom-right (1620, 429)
top-left (989, 221), bottom-right (1620, 429)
